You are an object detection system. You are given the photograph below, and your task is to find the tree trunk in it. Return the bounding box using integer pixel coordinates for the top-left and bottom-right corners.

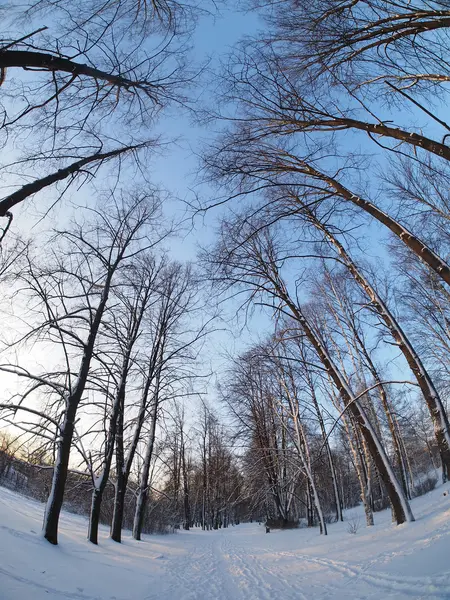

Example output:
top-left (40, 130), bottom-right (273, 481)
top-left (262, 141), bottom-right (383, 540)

top-left (282, 375), bottom-right (327, 535)
top-left (0, 147), bottom-right (139, 217)
top-left (133, 486), bottom-right (148, 542)
top-left (376, 378), bottom-right (410, 498)
top-left (111, 477), bottom-right (126, 543)
top-left (345, 413), bottom-right (374, 527)
top-left (0, 50), bottom-right (151, 93)
top-left (181, 442), bottom-right (191, 530)
top-left (88, 380), bottom-right (125, 544)
top-left (291, 171), bottom-right (450, 286)
top-left (268, 272), bottom-right (414, 524)
top-left (88, 488), bottom-right (104, 545)
top-left (42, 409), bottom-right (75, 544)
top-left (306, 211), bottom-right (450, 482)
top-left (132, 393), bottom-right (159, 540)
top-left (309, 380), bottom-right (343, 522)
top-left (111, 400), bottom-right (126, 543)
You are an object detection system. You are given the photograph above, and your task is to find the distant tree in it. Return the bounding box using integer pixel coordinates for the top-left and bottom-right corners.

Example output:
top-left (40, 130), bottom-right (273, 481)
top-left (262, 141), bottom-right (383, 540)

top-left (123, 262), bottom-right (208, 542)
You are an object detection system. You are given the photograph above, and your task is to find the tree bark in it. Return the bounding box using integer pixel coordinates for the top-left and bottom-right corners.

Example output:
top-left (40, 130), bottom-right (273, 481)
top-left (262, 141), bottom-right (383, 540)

top-left (110, 402), bottom-right (126, 543)
top-left (286, 116), bottom-right (450, 163)
top-left (286, 168), bottom-right (450, 286)
top-left (0, 146), bottom-right (142, 217)
top-left (88, 488), bottom-right (103, 546)
top-left (88, 406), bottom-right (120, 544)
top-left (308, 376), bottom-right (343, 522)
top-left (132, 388), bottom-right (159, 540)
top-left (42, 408), bottom-right (75, 544)
top-left (278, 367), bottom-right (327, 534)
top-left (0, 50), bottom-right (158, 97)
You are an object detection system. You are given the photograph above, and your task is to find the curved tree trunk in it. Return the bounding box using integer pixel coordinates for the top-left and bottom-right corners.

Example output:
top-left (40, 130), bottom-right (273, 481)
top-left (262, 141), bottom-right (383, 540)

top-left (290, 167), bottom-right (450, 286)
top-left (264, 265), bottom-right (414, 524)
top-left (306, 211), bottom-right (450, 482)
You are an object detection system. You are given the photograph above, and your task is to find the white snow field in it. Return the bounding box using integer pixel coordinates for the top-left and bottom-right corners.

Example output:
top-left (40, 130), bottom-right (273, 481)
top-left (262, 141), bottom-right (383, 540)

top-left (1, 485), bottom-right (450, 600)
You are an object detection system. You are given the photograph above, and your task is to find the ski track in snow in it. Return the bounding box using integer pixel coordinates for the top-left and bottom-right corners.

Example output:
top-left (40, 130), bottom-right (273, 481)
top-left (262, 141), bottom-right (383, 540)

top-left (1, 485), bottom-right (450, 599)
top-left (276, 551), bottom-right (450, 598)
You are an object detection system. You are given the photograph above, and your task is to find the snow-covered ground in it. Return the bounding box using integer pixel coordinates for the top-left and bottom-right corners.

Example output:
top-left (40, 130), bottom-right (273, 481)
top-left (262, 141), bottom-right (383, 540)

top-left (1, 485), bottom-right (450, 599)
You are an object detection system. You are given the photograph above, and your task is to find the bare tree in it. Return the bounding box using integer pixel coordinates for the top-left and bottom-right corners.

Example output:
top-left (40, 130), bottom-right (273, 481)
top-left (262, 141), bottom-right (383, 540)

top-left (203, 1), bottom-right (450, 300)
top-left (250, 0), bottom-right (450, 98)
top-left (276, 333), bottom-right (344, 522)
top-left (205, 216), bottom-right (414, 524)
top-left (87, 255), bottom-right (162, 544)
top-left (221, 352), bottom-right (299, 526)
top-left (294, 203), bottom-right (450, 482)
top-left (0, 0), bottom-right (201, 228)
top-left (130, 268), bottom-right (213, 539)
top-left (0, 193), bottom-right (164, 544)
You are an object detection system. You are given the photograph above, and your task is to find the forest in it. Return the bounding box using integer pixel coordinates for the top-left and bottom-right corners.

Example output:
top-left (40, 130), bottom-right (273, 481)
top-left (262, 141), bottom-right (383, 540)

top-left (0, 0), bottom-right (450, 552)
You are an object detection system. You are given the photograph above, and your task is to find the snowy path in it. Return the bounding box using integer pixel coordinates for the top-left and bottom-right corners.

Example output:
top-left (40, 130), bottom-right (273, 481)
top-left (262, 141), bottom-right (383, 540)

top-left (1, 486), bottom-right (450, 599)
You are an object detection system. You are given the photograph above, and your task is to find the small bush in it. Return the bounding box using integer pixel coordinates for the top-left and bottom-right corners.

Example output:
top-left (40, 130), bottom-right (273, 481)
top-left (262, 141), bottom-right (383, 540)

top-left (413, 475), bottom-right (438, 498)
top-left (265, 518), bottom-right (298, 529)
top-left (346, 514), bottom-right (360, 535)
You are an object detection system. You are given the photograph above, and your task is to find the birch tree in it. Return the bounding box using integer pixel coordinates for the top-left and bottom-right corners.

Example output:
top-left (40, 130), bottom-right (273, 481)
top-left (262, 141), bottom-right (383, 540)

top-left (205, 216), bottom-right (415, 524)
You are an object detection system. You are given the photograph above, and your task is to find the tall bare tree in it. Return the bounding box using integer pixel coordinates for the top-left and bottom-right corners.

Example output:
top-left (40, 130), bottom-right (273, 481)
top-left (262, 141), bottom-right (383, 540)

top-left (131, 267), bottom-right (212, 539)
top-left (87, 256), bottom-right (163, 544)
top-left (0, 193), bottom-right (163, 544)
top-left (205, 216), bottom-right (414, 524)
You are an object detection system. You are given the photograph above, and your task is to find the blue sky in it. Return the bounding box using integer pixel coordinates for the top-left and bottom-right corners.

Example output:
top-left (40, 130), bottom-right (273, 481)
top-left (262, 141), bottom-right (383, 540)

top-left (148, 4), bottom-right (262, 259)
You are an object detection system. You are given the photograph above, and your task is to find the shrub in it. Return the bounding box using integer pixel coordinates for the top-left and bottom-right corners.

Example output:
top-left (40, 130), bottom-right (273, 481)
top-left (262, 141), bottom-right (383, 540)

top-left (346, 514), bottom-right (360, 535)
top-left (413, 475), bottom-right (438, 498)
top-left (265, 518), bottom-right (298, 529)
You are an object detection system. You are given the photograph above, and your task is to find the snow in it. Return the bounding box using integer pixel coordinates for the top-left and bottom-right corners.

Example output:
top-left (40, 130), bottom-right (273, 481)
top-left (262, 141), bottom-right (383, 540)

top-left (1, 485), bottom-right (450, 599)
